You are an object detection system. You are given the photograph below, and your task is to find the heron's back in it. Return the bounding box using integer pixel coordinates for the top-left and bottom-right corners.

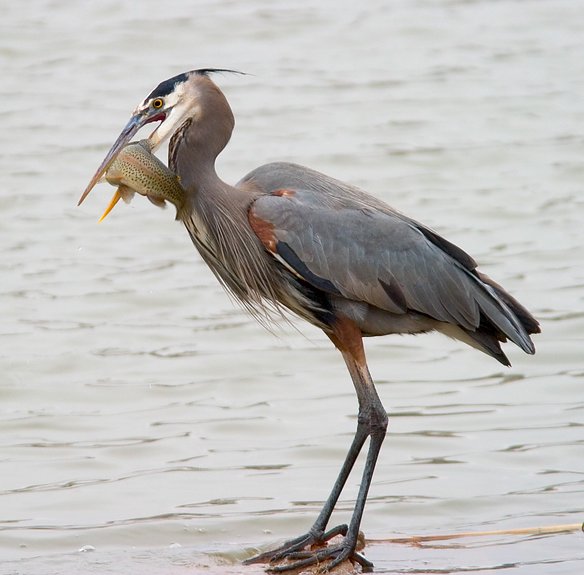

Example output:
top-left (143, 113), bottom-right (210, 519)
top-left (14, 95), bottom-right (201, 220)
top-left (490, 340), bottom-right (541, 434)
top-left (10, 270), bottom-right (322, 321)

top-left (239, 161), bottom-right (540, 365)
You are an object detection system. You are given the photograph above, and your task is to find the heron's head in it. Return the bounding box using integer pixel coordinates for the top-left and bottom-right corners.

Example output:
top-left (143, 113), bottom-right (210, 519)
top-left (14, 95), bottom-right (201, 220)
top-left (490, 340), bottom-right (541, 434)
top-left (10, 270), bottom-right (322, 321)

top-left (78, 69), bottom-right (239, 207)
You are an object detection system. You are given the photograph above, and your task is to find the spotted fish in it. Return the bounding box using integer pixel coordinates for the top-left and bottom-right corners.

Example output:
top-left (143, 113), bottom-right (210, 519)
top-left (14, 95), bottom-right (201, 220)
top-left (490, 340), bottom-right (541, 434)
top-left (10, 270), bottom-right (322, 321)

top-left (99, 139), bottom-right (184, 221)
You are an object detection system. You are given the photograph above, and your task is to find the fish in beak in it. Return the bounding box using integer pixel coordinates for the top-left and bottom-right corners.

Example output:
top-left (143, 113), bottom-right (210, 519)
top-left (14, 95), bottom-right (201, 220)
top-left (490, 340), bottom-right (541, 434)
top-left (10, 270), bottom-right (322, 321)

top-left (78, 114), bottom-right (145, 207)
top-left (80, 73), bottom-right (194, 217)
top-left (77, 96), bottom-right (171, 206)
top-left (94, 139), bottom-right (185, 221)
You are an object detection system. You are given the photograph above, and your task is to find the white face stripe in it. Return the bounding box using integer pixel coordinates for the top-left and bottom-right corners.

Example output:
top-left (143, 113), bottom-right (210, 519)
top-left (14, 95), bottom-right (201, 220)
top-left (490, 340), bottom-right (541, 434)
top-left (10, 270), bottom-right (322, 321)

top-left (136, 81), bottom-right (193, 151)
top-left (135, 80), bottom-right (187, 114)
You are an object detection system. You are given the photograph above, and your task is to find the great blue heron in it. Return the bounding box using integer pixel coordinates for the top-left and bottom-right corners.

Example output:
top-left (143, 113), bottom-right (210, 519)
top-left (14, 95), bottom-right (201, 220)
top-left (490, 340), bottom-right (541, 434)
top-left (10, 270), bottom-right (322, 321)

top-left (79, 69), bottom-right (540, 573)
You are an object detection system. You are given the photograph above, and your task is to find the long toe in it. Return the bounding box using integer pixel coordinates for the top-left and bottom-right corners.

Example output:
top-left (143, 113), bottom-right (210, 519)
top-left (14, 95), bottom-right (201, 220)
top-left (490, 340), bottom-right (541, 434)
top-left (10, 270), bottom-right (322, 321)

top-left (266, 541), bottom-right (372, 574)
top-left (244, 533), bottom-right (315, 565)
top-left (244, 525), bottom-right (348, 566)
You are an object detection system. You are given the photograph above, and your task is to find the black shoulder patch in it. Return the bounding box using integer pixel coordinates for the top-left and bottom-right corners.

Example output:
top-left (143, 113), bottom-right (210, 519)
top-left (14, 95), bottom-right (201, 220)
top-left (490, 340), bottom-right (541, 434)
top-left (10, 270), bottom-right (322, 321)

top-left (276, 242), bottom-right (342, 295)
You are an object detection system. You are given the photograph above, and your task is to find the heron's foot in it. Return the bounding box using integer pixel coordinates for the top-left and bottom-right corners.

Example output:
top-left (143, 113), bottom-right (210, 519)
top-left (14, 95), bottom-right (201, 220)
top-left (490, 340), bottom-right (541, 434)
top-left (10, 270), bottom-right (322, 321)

top-left (244, 525), bottom-right (372, 573)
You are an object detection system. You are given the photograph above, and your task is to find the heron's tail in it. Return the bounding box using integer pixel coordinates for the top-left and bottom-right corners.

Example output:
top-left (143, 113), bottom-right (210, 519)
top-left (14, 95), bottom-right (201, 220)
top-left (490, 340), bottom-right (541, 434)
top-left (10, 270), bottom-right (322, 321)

top-left (461, 272), bottom-right (540, 366)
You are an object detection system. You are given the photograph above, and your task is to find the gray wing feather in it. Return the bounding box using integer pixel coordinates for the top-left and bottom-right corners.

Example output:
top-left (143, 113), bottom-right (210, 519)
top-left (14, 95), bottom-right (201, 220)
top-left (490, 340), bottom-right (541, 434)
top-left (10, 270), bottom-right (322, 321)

top-left (258, 194), bottom-right (479, 325)
top-left (251, 188), bottom-right (534, 353)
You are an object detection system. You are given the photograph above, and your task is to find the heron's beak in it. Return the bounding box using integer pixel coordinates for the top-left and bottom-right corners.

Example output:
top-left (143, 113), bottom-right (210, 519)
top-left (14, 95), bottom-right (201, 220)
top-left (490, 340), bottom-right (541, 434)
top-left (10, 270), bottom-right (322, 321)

top-left (78, 113), bottom-right (145, 206)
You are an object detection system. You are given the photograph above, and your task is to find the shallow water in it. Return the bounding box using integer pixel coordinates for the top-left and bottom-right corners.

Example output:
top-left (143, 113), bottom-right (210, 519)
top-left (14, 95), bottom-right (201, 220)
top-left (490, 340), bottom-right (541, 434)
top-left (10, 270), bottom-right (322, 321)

top-left (1, 0), bottom-right (583, 573)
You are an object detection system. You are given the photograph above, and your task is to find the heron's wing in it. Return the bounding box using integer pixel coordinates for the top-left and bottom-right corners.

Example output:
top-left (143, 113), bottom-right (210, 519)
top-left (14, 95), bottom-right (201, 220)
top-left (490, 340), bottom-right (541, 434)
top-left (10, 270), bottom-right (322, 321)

top-left (249, 188), bottom-right (533, 352)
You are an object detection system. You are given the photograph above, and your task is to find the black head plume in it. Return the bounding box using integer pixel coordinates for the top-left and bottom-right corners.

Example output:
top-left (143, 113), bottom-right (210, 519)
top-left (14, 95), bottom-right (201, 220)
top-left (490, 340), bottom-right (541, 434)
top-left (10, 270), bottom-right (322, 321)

top-left (194, 68), bottom-right (248, 77)
top-left (146, 68), bottom-right (247, 101)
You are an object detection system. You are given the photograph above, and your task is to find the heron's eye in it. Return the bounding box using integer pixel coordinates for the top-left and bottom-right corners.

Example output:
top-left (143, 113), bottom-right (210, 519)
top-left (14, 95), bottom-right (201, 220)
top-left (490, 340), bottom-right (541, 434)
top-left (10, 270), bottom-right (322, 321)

top-left (152, 98), bottom-right (164, 109)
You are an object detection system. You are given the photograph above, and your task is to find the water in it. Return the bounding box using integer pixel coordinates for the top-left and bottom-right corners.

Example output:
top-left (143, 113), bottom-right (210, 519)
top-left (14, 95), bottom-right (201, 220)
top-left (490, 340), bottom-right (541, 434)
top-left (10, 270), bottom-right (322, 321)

top-left (1, 0), bottom-right (583, 573)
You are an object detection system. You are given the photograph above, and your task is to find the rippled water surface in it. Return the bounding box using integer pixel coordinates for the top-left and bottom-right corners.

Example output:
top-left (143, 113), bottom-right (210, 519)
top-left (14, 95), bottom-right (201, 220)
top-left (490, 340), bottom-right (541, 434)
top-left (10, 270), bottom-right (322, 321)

top-left (1, 1), bottom-right (583, 573)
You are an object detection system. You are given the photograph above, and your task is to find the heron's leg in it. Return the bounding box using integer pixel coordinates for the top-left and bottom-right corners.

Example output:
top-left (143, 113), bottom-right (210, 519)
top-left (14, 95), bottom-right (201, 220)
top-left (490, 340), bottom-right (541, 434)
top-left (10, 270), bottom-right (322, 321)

top-left (245, 317), bottom-right (388, 572)
top-left (245, 414), bottom-right (369, 565)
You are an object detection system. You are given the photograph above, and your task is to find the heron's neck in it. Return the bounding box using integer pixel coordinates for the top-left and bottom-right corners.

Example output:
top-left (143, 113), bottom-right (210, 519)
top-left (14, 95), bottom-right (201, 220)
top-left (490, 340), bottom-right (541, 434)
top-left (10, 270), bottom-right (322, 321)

top-left (172, 112), bottom-right (234, 182)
